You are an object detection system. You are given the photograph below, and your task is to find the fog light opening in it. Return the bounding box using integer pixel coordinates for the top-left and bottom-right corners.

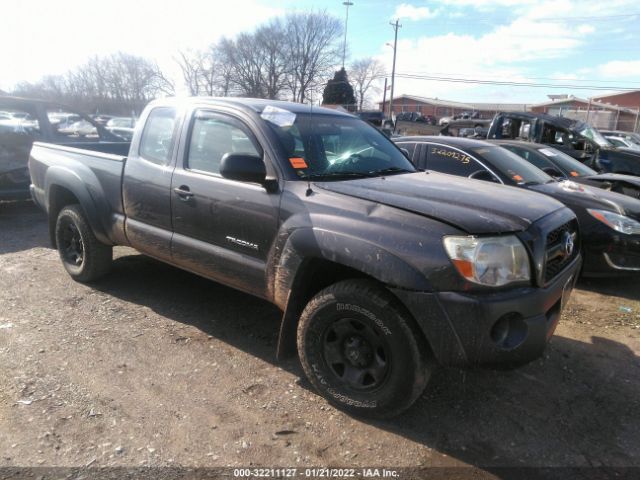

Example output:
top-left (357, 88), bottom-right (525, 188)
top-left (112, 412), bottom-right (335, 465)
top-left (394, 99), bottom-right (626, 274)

top-left (490, 313), bottom-right (528, 350)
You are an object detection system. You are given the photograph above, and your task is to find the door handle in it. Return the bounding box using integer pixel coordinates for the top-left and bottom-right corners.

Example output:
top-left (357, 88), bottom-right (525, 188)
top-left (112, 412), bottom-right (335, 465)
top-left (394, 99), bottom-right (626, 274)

top-left (173, 186), bottom-right (194, 200)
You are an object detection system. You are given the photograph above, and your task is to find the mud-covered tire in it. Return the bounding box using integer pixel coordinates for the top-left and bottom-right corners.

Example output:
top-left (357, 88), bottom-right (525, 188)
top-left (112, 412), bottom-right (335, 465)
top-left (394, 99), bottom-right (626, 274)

top-left (55, 204), bottom-right (112, 282)
top-left (297, 279), bottom-right (432, 418)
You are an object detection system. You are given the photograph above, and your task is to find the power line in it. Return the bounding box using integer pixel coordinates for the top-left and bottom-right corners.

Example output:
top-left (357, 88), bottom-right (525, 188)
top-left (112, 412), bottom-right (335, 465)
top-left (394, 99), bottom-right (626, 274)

top-left (395, 71), bottom-right (640, 85)
top-left (377, 73), bottom-right (640, 91)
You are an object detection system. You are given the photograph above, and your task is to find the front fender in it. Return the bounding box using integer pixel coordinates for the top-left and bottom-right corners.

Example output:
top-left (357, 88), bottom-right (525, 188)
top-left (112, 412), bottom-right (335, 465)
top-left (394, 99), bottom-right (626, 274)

top-left (270, 227), bottom-right (432, 310)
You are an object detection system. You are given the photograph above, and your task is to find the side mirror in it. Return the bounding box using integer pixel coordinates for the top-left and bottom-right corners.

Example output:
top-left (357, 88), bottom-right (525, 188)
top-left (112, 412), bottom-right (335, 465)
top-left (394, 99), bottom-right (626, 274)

top-left (220, 153), bottom-right (266, 185)
top-left (469, 170), bottom-right (499, 183)
top-left (400, 148), bottom-right (410, 159)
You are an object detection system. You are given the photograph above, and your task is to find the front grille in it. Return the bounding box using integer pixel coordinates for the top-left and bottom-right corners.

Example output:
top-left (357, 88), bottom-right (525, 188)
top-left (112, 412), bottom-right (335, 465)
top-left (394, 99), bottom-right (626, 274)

top-left (544, 220), bottom-right (578, 283)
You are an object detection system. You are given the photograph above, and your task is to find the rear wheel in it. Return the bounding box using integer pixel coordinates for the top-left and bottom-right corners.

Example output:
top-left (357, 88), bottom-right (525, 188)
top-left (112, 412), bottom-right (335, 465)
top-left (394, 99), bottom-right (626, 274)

top-left (55, 204), bottom-right (112, 282)
top-left (297, 279), bottom-right (432, 418)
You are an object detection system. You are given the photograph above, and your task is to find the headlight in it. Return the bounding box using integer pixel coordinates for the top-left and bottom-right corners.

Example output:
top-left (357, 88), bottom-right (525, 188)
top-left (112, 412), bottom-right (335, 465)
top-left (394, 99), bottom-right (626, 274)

top-left (587, 209), bottom-right (640, 235)
top-left (443, 235), bottom-right (531, 286)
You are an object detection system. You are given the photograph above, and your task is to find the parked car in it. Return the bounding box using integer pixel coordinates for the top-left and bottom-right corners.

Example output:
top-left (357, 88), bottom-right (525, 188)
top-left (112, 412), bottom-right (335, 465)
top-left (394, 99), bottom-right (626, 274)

top-left (29, 97), bottom-right (581, 417)
top-left (605, 135), bottom-right (640, 150)
top-left (105, 116), bottom-right (137, 141)
top-left (600, 130), bottom-right (640, 148)
top-left (0, 96), bottom-right (123, 200)
top-left (492, 140), bottom-right (640, 199)
top-left (440, 118), bottom-right (492, 138)
top-left (394, 135), bottom-right (640, 276)
top-left (487, 112), bottom-right (640, 176)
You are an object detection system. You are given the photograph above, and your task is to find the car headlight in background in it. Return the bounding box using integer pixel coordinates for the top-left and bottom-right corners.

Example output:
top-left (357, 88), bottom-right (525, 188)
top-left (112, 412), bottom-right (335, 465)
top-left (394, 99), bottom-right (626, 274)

top-left (587, 209), bottom-right (640, 235)
top-left (443, 235), bottom-right (531, 287)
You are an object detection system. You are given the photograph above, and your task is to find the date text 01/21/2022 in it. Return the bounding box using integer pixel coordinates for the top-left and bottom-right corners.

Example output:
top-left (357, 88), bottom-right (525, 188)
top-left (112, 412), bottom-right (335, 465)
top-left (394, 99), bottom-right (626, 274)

top-left (232, 468), bottom-right (399, 477)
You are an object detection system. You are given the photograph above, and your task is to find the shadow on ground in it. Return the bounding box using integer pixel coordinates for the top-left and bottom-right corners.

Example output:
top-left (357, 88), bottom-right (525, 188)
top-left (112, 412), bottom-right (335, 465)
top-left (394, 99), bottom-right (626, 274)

top-left (0, 200), bottom-right (49, 254)
top-left (577, 276), bottom-right (640, 302)
top-left (91, 253), bottom-right (640, 473)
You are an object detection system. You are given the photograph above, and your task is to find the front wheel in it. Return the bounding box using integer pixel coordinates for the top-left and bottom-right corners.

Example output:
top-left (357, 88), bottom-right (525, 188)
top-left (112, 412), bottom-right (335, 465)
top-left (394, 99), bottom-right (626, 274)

top-left (297, 279), bottom-right (432, 418)
top-left (55, 204), bottom-right (112, 282)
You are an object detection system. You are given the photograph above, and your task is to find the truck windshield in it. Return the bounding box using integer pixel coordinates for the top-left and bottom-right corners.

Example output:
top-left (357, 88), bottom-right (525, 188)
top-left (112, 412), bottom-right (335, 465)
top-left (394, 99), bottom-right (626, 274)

top-left (576, 124), bottom-right (610, 148)
top-left (470, 146), bottom-right (553, 185)
top-left (264, 112), bottom-right (416, 180)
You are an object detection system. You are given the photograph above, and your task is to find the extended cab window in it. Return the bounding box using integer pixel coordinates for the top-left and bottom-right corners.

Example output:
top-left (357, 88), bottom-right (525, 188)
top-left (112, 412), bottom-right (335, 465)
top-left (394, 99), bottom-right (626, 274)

top-left (427, 144), bottom-right (485, 177)
top-left (139, 107), bottom-right (177, 165)
top-left (187, 113), bottom-right (260, 175)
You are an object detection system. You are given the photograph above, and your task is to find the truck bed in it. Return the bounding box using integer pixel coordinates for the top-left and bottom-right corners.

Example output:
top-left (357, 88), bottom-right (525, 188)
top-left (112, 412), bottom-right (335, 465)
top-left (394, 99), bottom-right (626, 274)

top-left (29, 142), bottom-right (129, 234)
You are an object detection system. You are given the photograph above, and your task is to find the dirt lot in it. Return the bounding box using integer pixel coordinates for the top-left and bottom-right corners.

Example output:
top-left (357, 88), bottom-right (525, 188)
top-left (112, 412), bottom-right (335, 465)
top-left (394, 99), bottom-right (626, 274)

top-left (1, 201), bottom-right (639, 476)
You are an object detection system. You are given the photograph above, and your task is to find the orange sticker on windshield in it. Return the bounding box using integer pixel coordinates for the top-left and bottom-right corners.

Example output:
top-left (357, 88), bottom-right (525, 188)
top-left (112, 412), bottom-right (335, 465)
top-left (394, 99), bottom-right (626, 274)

top-left (513, 174), bottom-right (524, 182)
top-left (570, 171), bottom-right (579, 177)
top-left (289, 157), bottom-right (308, 169)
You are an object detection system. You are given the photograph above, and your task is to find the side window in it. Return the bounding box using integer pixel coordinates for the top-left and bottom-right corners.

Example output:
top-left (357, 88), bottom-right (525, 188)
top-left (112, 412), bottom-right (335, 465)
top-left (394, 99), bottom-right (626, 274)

top-left (139, 107), bottom-right (177, 165)
top-left (427, 144), bottom-right (485, 177)
top-left (187, 113), bottom-right (260, 175)
top-left (395, 142), bottom-right (417, 163)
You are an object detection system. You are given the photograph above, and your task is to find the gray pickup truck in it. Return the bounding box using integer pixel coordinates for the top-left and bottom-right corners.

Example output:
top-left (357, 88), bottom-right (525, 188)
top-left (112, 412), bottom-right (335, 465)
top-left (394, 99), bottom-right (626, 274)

top-left (29, 97), bottom-right (581, 417)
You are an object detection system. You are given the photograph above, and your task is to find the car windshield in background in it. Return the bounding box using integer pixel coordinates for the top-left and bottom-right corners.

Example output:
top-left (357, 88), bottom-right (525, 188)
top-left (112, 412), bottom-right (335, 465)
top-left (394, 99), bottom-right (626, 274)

top-left (535, 146), bottom-right (598, 177)
top-left (264, 111), bottom-right (416, 180)
top-left (577, 124), bottom-right (610, 148)
top-left (470, 146), bottom-right (553, 185)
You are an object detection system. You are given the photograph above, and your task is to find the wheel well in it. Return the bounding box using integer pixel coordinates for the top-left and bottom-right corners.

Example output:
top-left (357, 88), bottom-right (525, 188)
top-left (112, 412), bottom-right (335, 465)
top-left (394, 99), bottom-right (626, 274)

top-left (276, 258), bottom-right (431, 360)
top-left (48, 185), bottom-right (80, 248)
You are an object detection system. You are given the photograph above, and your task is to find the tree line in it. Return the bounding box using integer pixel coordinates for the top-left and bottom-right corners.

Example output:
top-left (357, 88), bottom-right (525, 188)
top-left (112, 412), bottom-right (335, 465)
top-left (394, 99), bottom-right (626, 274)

top-left (9, 10), bottom-right (385, 116)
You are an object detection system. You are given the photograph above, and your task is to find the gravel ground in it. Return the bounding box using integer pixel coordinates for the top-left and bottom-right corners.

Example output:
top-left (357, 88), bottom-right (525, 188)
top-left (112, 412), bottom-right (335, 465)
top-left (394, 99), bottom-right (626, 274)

top-left (1, 200), bottom-right (639, 476)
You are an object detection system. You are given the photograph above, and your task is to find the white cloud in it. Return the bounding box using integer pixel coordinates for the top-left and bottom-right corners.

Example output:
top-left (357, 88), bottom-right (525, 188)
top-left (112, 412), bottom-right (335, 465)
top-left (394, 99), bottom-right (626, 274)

top-left (598, 60), bottom-right (640, 78)
top-left (392, 3), bottom-right (439, 21)
top-left (375, 0), bottom-right (632, 102)
top-left (576, 24), bottom-right (595, 34)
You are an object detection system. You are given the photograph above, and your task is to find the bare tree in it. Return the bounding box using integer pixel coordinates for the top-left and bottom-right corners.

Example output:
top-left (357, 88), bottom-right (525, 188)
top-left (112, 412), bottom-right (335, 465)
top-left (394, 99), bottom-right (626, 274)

top-left (283, 11), bottom-right (343, 103)
top-left (13, 52), bottom-right (173, 114)
top-left (255, 19), bottom-right (289, 99)
top-left (176, 50), bottom-right (203, 95)
top-left (350, 57), bottom-right (386, 110)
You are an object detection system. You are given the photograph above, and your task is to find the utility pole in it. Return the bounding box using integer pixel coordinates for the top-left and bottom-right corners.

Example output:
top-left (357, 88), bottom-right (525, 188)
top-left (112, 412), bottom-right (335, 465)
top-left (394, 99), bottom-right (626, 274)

top-left (382, 77), bottom-right (388, 114)
top-left (388, 19), bottom-right (401, 119)
top-left (342, 1), bottom-right (354, 69)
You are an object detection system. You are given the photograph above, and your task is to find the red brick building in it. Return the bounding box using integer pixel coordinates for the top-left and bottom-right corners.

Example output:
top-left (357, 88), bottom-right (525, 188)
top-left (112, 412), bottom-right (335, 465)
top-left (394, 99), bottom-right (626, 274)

top-left (592, 90), bottom-right (640, 110)
top-left (377, 94), bottom-right (529, 120)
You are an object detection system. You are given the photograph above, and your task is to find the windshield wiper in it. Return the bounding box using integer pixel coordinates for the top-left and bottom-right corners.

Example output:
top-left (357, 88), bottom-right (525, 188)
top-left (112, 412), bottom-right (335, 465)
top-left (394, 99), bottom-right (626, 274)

top-left (367, 166), bottom-right (415, 176)
top-left (302, 171), bottom-right (376, 181)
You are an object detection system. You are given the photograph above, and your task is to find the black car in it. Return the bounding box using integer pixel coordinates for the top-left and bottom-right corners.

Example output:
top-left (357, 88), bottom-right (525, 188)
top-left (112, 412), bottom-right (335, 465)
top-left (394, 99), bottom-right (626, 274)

top-left (394, 136), bottom-right (640, 276)
top-left (492, 140), bottom-right (640, 200)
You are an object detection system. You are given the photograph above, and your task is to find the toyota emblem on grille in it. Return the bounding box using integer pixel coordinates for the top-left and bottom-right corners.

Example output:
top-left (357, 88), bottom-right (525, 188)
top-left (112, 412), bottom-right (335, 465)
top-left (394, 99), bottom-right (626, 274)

top-left (562, 231), bottom-right (575, 257)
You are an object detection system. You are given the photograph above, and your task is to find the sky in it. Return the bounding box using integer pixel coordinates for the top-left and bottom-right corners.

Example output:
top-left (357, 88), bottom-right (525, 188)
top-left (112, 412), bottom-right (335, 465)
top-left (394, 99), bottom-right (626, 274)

top-left (2, 0), bottom-right (640, 105)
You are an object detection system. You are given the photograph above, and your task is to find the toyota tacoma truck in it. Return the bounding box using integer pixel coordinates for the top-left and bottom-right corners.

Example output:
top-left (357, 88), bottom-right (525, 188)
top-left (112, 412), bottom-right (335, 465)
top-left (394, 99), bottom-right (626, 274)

top-left (29, 98), bottom-right (581, 418)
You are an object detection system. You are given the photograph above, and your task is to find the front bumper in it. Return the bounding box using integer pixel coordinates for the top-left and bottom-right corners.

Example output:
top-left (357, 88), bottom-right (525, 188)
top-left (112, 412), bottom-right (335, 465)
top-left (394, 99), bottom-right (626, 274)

top-left (391, 254), bottom-right (581, 368)
top-left (583, 231), bottom-right (640, 276)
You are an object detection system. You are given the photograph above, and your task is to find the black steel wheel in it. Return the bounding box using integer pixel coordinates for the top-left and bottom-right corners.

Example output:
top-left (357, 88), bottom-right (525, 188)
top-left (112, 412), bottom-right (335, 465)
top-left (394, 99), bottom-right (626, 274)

top-left (297, 279), bottom-right (432, 418)
top-left (55, 204), bottom-right (112, 282)
top-left (322, 318), bottom-right (391, 392)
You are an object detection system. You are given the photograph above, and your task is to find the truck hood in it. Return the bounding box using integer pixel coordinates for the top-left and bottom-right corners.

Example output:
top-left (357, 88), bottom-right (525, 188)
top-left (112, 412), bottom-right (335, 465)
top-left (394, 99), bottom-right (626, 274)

top-left (529, 180), bottom-right (640, 221)
top-left (314, 172), bottom-right (565, 234)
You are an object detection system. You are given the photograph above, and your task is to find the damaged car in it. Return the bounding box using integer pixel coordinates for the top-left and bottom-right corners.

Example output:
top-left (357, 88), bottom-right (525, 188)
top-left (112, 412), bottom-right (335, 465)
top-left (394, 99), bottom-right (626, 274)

top-left (0, 96), bottom-right (123, 200)
top-left (487, 111), bottom-right (640, 177)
